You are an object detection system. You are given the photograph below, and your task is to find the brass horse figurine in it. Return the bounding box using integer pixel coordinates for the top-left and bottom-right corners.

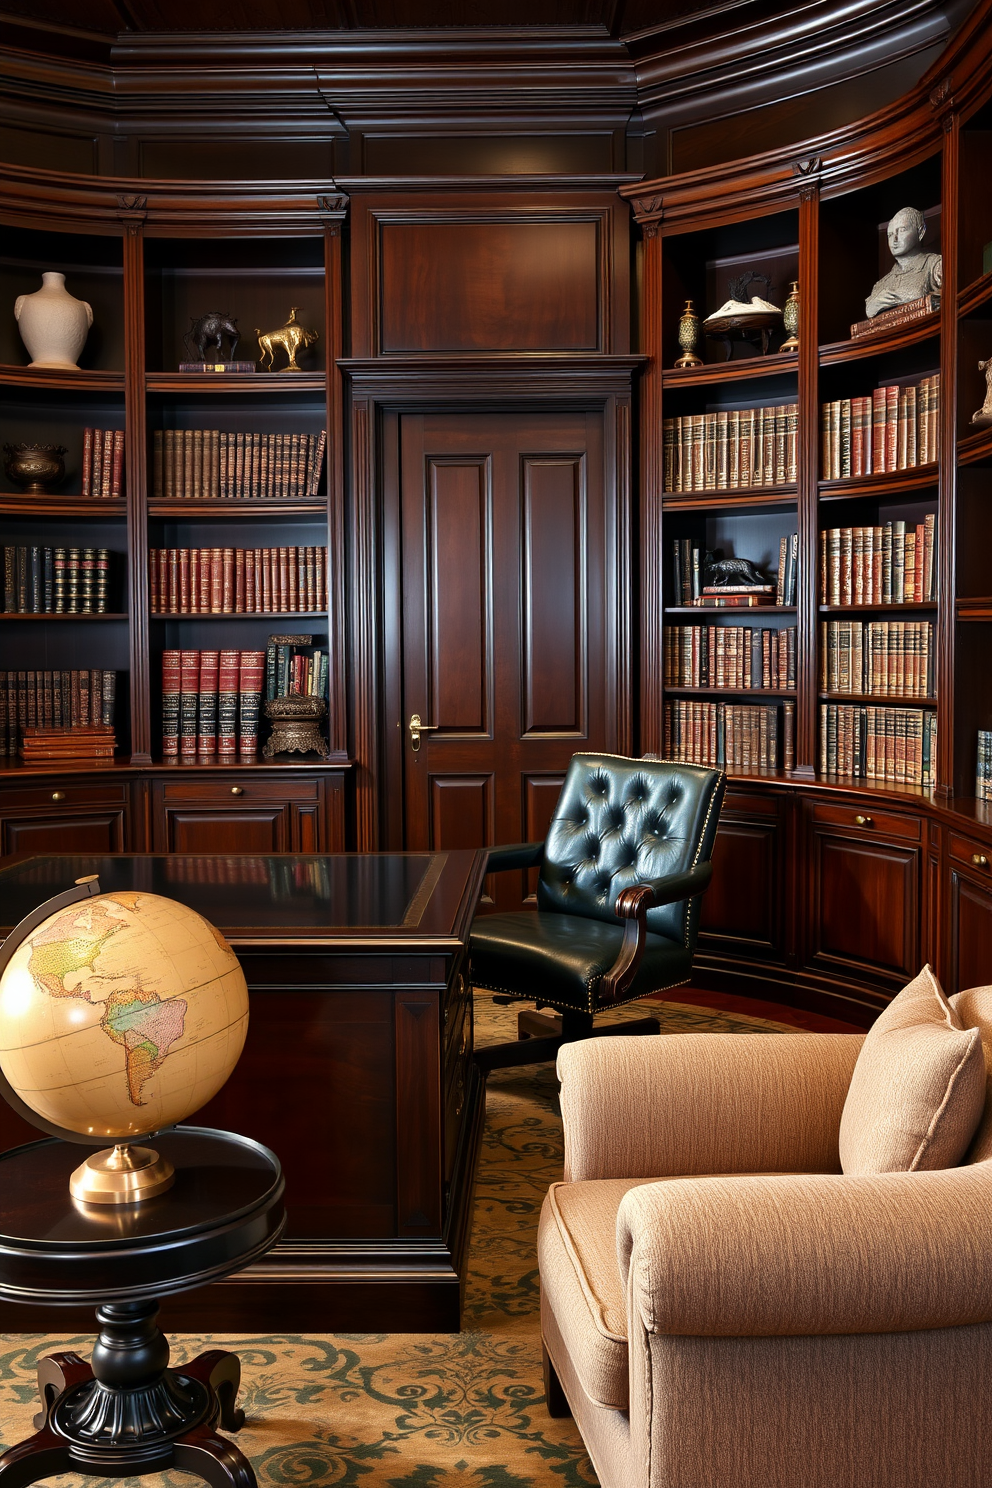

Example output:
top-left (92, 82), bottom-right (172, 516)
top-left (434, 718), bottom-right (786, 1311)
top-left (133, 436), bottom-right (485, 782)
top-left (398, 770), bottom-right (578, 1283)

top-left (255, 307), bottom-right (319, 373)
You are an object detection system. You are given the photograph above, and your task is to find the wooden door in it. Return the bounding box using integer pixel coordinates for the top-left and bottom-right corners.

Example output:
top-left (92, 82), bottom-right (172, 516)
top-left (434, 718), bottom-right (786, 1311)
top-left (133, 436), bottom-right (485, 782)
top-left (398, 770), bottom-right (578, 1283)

top-left (397, 410), bottom-right (616, 909)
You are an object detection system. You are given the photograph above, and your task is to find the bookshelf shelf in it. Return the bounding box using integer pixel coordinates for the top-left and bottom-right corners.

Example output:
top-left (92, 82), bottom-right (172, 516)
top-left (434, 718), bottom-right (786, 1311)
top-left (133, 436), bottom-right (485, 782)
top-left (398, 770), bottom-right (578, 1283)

top-left (665, 605), bottom-right (796, 615)
top-left (663, 485), bottom-right (797, 512)
top-left (146, 373), bottom-right (325, 394)
top-left (666, 686), bottom-right (796, 698)
top-left (818, 317), bottom-right (940, 367)
top-left (818, 602), bottom-right (938, 614)
top-left (661, 351), bottom-right (798, 388)
top-left (150, 610), bottom-right (329, 620)
top-left (147, 499), bottom-right (326, 517)
top-left (818, 467), bottom-right (938, 501)
top-left (0, 497), bottom-right (127, 517)
top-left (958, 271), bottom-right (992, 318)
top-left (0, 613), bottom-right (128, 622)
top-left (957, 426), bottom-right (992, 467)
top-left (956, 597), bottom-right (992, 619)
top-left (818, 692), bottom-right (937, 706)
top-left (0, 366), bottom-right (125, 392)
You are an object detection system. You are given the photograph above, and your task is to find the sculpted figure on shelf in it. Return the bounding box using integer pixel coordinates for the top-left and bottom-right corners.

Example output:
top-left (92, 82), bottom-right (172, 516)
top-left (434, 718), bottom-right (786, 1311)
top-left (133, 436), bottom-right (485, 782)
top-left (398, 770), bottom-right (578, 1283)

top-left (184, 311), bottom-right (240, 363)
top-left (972, 357), bottom-right (992, 427)
top-left (865, 207), bottom-right (942, 318)
top-left (255, 307), bottom-right (319, 373)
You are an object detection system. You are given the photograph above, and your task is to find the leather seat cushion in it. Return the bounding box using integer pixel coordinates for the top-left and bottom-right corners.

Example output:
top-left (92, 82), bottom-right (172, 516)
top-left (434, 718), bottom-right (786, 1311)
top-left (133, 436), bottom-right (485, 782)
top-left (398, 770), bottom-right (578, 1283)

top-left (470, 911), bottom-right (693, 1012)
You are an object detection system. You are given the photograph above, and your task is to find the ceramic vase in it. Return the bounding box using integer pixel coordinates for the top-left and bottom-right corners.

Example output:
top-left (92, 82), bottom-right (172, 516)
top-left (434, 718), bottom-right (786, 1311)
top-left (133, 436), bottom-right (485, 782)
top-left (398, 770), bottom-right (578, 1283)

top-left (14, 272), bottom-right (93, 370)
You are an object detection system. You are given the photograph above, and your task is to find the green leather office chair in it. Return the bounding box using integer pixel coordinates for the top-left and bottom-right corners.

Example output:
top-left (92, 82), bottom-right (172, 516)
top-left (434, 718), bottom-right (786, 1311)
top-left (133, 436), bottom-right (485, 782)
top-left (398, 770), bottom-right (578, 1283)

top-left (471, 753), bottom-right (725, 1073)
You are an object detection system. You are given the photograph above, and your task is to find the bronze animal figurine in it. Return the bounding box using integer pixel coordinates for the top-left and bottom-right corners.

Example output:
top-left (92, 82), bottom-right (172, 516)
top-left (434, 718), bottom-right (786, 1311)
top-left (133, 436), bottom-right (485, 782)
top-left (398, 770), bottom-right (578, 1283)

top-left (255, 307), bottom-right (319, 373)
top-left (971, 356), bottom-right (992, 427)
top-left (704, 554), bottom-right (767, 587)
top-left (184, 312), bottom-right (240, 363)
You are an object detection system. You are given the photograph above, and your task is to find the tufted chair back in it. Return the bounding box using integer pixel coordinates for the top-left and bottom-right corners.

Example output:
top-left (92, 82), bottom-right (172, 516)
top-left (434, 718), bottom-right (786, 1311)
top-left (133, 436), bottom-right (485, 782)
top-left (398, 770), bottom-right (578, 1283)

top-left (538, 754), bottom-right (725, 946)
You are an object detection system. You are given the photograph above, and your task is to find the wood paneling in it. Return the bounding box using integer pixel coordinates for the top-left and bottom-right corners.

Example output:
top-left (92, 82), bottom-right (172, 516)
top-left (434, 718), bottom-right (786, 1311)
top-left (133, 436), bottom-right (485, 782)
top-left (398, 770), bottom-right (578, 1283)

top-left (949, 869), bottom-right (992, 995)
top-left (395, 992), bottom-right (442, 1236)
top-left (699, 820), bottom-right (786, 959)
top-left (808, 824), bottom-right (920, 986)
top-left (522, 456), bottom-right (585, 736)
top-left (379, 220), bottom-right (600, 354)
top-left (429, 457), bottom-right (491, 734)
top-left (1, 811), bottom-right (126, 856)
top-left (161, 807), bottom-right (291, 854)
top-left (430, 775), bottom-right (494, 852)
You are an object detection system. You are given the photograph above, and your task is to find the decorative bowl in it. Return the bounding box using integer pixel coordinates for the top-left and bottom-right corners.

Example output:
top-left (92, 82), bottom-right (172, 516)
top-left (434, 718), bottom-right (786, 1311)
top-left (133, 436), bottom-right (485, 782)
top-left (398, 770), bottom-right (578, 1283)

top-left (263, 695), bottom-right (328, 759)
top-left (3, 442), bottom-right (68, 494)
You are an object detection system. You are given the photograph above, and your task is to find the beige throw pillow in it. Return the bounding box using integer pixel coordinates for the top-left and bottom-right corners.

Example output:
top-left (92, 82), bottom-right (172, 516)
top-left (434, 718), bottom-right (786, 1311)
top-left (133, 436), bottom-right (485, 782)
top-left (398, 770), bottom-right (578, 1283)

top-left (839, 964), bottom-right (987, 1174)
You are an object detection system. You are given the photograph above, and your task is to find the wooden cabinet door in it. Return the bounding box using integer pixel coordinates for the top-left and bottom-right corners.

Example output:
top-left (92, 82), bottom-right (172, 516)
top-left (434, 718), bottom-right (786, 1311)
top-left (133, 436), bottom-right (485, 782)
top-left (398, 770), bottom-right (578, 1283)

top-left (394, 410), bottom-right (617, 911)
top-left (946, 836), bottom-right (992, 994)
top-left (151, 776), bottom-right (327, 853)
top-left (2, 810), bottom-right (127, 857)
top-left (161, 806), bottom-right (292, 854)
top-left (804, 804), bottom-right (921, 991)
top-left (697, 788), bottom-right (792, 967)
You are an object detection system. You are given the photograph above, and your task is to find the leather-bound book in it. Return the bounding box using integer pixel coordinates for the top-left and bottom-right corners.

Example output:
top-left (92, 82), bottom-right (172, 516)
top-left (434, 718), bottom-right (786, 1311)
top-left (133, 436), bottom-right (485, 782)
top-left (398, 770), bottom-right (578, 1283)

top-left (101, 668), bottom-right (115, 727)
top-left (161, 650), bottom-right (181, 758)
top-left (234, 547), bottom-right (245, 613)
top-left (101, 429), bottom-right (114, 497)
top-left (210, 547), bottom-right (223, 613)
top-left (111, 429), bottom-right (125, 499)
top-left (222, 547), bottom-right (235, 614)
top-left (246, 549), bottom-right (257, 613)
top-left (237, 649), bottom-right (265, 757)
top-left (178, 548), bottom-right (191, 613)
top-left (217, 649), bottom-right (240, 759)
top-left (78, 668), bottom-right (90, 725)
top-left (80, 548), bottom-right (96, 613)
top-left (198, 649), bottom-right (219, 757)
top-left (179, 649), bottom-right (200, 759)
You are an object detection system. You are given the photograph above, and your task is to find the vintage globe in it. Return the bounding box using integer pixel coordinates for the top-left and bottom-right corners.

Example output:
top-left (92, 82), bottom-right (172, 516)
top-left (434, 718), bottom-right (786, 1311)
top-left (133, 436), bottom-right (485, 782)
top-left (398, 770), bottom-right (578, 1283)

top-left (0, 888), bottom-right (248, 1143)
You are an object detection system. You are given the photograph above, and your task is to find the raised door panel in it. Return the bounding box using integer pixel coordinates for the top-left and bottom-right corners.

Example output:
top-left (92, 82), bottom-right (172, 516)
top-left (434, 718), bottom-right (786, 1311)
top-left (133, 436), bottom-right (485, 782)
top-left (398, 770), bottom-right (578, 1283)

top-left (2, 810), bottom-right (127, 857)
top-left (427, 457), bottom-right (492, 737)
top-left (698, 814), bottom-right (788, 963)
top-left (161, 807), bottom-right (291, 855)
top-left (948, 866), bottom-right (992, 995)
top-left (379, 220), bottom-right (600, 354)
top-left (522, 456), bottom-right (585, 736)
top-left (807, 827), bottom-right (920, 987)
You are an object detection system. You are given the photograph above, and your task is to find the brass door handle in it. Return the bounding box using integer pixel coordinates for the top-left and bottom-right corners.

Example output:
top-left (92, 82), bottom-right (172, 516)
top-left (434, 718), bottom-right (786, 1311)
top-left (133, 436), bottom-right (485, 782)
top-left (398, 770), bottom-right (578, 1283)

top-left (230, 786), bottom-right (244, 796)
top-left (51, 791), bottom-right (65, 802)
top-left (973, 853), bottom-right (989, 869)
top-left (408, 713), bottom-right (439, 753)
top-left (854, 814), bottom-right (873, 827)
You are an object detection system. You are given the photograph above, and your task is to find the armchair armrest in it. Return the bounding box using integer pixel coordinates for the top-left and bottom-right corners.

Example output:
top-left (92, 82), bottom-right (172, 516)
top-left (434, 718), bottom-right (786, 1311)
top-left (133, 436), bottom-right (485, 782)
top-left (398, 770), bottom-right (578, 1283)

top-left (559, 1032), bottom-right (864, 1181)
top-left (648, 861), bottom-right (713, 908)
top-left (598, 863), bottom-right (714, 1006)
top-left (485, 841), bottom-right (544, 872)
top-left (617, 1161), bottom-right (992, 1337)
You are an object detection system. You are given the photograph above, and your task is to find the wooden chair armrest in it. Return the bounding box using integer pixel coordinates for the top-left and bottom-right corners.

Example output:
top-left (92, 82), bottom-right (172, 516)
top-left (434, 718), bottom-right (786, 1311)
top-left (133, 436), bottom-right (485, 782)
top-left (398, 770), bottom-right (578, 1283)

top-left (598, 863), bottom-right (714, 1006)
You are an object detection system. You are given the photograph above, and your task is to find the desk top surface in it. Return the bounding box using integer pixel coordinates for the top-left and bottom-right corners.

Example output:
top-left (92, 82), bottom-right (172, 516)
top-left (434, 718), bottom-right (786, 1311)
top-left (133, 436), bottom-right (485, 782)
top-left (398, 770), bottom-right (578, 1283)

top-left (0, 851), bottom-right (487, 946)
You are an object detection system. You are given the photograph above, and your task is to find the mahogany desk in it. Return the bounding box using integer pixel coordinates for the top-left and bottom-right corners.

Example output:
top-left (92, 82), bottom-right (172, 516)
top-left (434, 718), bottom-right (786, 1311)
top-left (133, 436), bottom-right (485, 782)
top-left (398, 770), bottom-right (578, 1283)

top-left (0, 851), bottom-right (487, 1333)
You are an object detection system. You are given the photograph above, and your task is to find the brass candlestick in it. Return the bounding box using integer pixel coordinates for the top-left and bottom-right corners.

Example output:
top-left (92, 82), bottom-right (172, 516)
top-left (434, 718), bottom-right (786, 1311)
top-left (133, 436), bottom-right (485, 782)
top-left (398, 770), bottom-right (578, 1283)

top-left (780, 281), bottom-right (800, 352)
top-left (675, 299), bottom-right (703, 368)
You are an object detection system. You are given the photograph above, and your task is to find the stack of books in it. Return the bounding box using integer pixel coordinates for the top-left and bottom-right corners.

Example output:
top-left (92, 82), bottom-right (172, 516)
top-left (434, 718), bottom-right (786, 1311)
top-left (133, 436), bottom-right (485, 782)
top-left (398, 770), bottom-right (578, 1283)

top-left (664, 625), bottom-right (797, 689)
top-left (820, 620), bottom-right (935, 698)
top-left (3, 547), bottom-right (112, 614)
top-left (977, 730), bottom-right (992, 802)
top-left (152, 429), bottom-right (326, 501)
top-left (0, 668), bottom-right (117, 756)
top-left (162, 649), bottom-right (265, 761)
top-left (81, 428), bottom-right (125, 499)
top-left (19, 724), bottom-right (115, 762)
top-left (149, 547), bottom-right (327, 615)
top-left (662, 404), bottom-right (799, 493)
top-left (663, 699), bottom-right (795, 770)
top-left (820, 375), bottom-right (939, 478)
top-left (819, 704), bottom-right (937, 785)
top-left (819, 517), bottom-right (936, 605)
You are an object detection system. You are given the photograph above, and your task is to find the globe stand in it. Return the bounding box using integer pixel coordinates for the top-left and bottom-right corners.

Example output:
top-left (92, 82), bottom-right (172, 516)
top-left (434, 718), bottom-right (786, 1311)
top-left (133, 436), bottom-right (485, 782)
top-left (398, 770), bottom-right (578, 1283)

top-left (0, 1299), bottom-right (254, 1488)
top-left (70, 1143), bottom-right (175, 1206)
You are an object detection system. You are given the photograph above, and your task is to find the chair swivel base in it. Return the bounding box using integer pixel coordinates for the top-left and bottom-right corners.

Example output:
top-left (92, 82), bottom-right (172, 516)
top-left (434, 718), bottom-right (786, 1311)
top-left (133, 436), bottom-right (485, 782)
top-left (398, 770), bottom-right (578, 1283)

top-left (474, 1005), bottom-right (660, 1072)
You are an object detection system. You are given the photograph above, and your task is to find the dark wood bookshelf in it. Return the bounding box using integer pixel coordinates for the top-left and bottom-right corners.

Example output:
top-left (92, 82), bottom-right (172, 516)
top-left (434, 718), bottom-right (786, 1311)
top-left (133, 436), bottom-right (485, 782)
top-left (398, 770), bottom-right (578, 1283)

top-left (818, 315), bottom-right (940, 366)
top-left (0, 497), bottom-right (127, 516)
top-left (818, 466), bottom-right (938, 500)
top-left (664, 604), bottom-right (796, 615)
top-left (957, 270), bottom-right (992, 317)
top-left (818, 692), bottom-right (937, 705)
top-left (660, 350), bottom-right (798, 388)
top-left (146, 373), bottom-right (325, 393)
top-left (0, 366), bottom-right (125, 391)
top-left (662, 484), bottom-right (797, 511)
top-left (0, 613), bottom-right (128, 621)
top-left (818, 602), bottom-right (938, 613)
top-left (150, 611), bottom-right (329, 620)
top-left (957, 426), bottom-right (992, 466)
top-left (147, 499), bottom-right (326, 517)
top-left (665, 686), bottom-right (796, 698)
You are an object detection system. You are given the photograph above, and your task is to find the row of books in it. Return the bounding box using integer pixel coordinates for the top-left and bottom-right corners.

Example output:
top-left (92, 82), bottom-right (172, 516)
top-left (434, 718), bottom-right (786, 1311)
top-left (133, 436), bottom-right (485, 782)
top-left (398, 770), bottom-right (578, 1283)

top-left (663, 700), bottom-right (796, 771)
top-left (3, 547), bottom-right (112, 615)
top-left (0, 669), bottom-right (117, 756)
top-left (162, 649), bottom-right (264, 760)
top-left (81, 428), bottom-right (125, 499)
top-left (662, 404), bottom-right (799, 493)
top-left (820, 376), bottom-right (940, 479)
top-left (664, 625), bottom-right (797, 691)
top-left (819, 704), bottom-right (937, 786)
top-left (977, 730), bottom-right (992, 803)
top-left (265, 638), bottom-right (329, 702)
top-left (149, 548), bottom-right (328, 615)
top-left (670, 535), bottom-right (798, 608)
top-left (152, 429), bottom-right (326, 501)
top-left (820, 620), bottom-right (935, 699)
top-left (819, 518), bottom-right (937, 605)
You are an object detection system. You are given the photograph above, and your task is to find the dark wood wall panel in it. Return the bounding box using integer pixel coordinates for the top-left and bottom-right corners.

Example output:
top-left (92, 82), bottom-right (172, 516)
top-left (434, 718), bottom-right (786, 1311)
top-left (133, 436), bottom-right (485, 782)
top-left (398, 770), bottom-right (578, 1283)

top-left (429, 458), bottom-right (491, 733)
top-left (522, 456), bottom-right (584, 736)
top-left (430, 774), bottom-right (494, 852)
top-left (379, 220), bottom-right (600, 353)
top-left (700, 820), bottom-right (783, 955)
top-left (949, 872), bottom-right (992, 995)
top-left (809, 834), bottom-right (919, 983)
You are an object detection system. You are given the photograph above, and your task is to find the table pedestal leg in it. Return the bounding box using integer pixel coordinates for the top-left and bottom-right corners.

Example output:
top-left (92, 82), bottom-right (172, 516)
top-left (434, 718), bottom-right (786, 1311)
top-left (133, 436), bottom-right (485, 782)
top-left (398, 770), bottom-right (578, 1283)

top-left (0, 1303), bottom-right (256, 1488)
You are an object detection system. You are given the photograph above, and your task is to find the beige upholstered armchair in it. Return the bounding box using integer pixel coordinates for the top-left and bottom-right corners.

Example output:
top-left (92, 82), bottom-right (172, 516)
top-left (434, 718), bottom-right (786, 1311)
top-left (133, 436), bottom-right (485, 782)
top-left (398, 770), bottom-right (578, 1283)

top-left (539, 983), bottom-right (992, 1488)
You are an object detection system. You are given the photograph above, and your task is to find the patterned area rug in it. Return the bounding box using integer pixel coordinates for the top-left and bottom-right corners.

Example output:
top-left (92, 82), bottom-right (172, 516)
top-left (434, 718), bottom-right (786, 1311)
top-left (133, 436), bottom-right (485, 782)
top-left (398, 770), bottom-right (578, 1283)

top-left (0, 995), bottom-right (790, 1488)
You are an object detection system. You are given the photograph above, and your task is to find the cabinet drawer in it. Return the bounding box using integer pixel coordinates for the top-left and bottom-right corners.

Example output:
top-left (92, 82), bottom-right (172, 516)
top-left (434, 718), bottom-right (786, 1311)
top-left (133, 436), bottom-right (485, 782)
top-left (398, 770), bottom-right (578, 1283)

top-left (0, 781), bottom-right (129, 811)
top-left (809, 801), bottom-right (921, 841)
top-left (158, 777), bottom-right (319, 804)
top-left (948, 833), bottom-right (992, 874)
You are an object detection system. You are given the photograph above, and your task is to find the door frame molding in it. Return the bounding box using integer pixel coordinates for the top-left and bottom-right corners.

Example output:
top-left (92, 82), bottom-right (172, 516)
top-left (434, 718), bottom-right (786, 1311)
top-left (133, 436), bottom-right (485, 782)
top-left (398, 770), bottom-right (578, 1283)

top-left (341, 354), bottom-right (644, 849)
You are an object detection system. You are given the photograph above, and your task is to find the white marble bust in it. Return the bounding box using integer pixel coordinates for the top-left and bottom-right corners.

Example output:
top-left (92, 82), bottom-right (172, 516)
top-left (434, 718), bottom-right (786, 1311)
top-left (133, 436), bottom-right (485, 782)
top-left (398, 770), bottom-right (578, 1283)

top-left (865, 207), bottom-right (942, 318)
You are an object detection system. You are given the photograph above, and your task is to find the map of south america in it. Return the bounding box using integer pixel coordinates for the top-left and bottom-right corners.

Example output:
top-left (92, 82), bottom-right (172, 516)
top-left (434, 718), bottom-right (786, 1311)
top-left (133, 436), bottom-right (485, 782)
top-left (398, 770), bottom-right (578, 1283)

top-left (25, 895), bottom-right (188, 1107)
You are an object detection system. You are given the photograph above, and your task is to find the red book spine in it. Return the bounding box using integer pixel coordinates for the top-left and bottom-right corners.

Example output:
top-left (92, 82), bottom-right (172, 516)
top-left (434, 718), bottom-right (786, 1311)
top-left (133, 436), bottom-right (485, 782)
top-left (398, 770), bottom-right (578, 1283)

top-left (189, 548), bottom-right (201, 613)
top-left (82, 427), bottom-right (94, 498)
top-left (111, 429), bottom-right (125, 499)
top-left (315, 546), bottom-right (325, 610)
top-left (210, 547), bottom-right (223, 613)
top-left (234, 548), bottom-right (245, 613)
top-left (91, 429), bottom-right (104, 500)
top-left (288, 547), bottom-right (299, 613)
top-left (261, 548), bottom-right (272, 612)
top-left (305, 546), bottom-right (315, 610)
top-left (217, 648), bottom-right (240, 759)
top-left (168, 548), bottom-right (179, 612)
top-left (222, 548), bottom-right (235, 614)
top-left (161, 649), bottom-right (181, 757)
top-left (278, 547), bottom-right (289, 612)
top-left (245, 549), bottom-right (256, 613)
top-left (198, 547), bottom-right (211, 613)
top-left (237, 650), bottom-right (265, 758)
top-left (197, 648), bottom-right (219, 757)
top-left (149, 552), bottom-right (158, 613)
top-left (178, 548), bottom-right (191, 613)
top-left (158, 550), bottom-right (168, 616)
top-left (101, 428), bottom-right (114, 497)
top-left (179, 649), bottom-right (200, 759)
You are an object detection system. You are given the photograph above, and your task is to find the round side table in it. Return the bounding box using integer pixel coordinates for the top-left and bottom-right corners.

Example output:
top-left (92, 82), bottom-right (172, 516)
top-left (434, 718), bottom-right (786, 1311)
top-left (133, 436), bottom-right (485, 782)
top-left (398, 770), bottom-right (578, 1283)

top-left (0, 1126), bottom-right (285, 1488)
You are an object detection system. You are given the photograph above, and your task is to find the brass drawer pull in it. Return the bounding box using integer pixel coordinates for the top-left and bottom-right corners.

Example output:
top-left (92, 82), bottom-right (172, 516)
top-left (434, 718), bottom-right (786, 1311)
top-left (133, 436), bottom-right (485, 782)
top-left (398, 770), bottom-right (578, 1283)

top-left (973, 854), bottom-right (989, 869)
top-left (230, 786), bottom-right (244, 796)
top-left (854, 814), bottom-right (873, 827)
top-left (51, 791), bottom-right (65, 802)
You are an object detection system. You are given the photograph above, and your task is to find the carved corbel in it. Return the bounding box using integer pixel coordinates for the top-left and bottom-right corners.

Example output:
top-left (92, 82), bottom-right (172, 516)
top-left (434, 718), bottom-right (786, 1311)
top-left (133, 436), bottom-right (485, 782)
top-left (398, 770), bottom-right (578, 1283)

top-left (636, 194), bottom-right (665, 226)
top-left (116, 194), bottom-right (147, 232)
top-left (316, 193), bottom-right (348, 216)
top-left (794, 157), bottom-right (821, 204)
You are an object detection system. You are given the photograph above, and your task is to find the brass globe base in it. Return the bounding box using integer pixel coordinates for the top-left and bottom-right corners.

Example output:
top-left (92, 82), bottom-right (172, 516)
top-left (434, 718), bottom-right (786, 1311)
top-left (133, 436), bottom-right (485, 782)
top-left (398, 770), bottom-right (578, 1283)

top-left (70, 1144), bottom-right (175, 1206)
top-left (780, 334), bottom-right (799, 353)
top-left (674, 351), bottom-right (703, 368)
